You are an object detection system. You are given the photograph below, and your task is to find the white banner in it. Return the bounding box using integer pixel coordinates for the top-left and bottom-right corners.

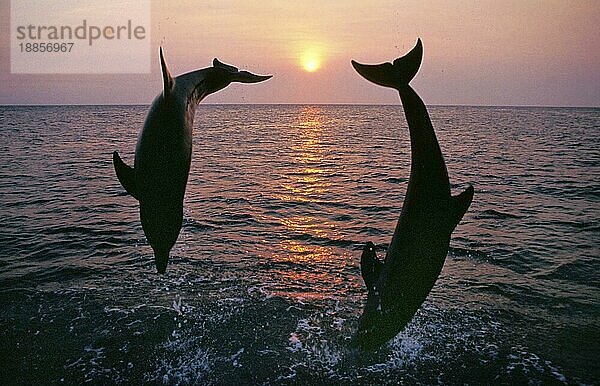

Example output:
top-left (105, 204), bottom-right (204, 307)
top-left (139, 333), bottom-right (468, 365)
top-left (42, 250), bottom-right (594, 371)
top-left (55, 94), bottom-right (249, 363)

top-left (10, 0), bottom-right (151, 74)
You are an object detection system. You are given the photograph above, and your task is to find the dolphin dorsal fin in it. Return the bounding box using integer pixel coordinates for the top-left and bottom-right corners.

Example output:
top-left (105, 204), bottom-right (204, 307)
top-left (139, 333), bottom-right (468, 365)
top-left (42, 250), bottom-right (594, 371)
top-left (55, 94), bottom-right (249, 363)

top-left (449, 185), bottom-right (474, 230)
top-left (113, 151), bottom-right (139, 200)
top-left (160, 47), bottom-right (173, 97)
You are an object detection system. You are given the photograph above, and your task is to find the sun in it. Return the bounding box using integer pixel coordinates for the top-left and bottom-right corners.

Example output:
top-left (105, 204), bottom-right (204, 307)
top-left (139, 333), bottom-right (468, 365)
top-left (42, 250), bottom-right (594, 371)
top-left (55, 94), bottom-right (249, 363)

top-left (301, 55), bottom-right (321, 72)
top-left (297, 42), bottom-right (326, 73)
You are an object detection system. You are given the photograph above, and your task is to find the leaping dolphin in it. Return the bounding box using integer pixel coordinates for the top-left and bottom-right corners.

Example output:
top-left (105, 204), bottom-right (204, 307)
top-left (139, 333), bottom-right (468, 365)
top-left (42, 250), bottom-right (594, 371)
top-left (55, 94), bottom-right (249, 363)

top-left (351, 39), bottom-right (474, 349)
top-left (113, 48), bottom-right (271, 274)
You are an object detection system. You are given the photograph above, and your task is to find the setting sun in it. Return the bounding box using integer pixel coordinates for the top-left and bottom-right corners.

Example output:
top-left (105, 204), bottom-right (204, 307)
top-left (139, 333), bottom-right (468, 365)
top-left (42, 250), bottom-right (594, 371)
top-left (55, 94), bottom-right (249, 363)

top-left (301, 56), bottom-right (320, 72)
top-left (300, 50), bottom-right (322, 72)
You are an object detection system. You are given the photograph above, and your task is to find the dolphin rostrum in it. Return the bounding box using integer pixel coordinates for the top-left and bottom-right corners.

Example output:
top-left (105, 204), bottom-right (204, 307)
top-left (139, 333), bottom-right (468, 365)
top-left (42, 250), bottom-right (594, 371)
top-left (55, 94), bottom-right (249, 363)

top-left (351, 39), bottom-right (474, 349)
top-left (113, 48), bottom-right (271, 273)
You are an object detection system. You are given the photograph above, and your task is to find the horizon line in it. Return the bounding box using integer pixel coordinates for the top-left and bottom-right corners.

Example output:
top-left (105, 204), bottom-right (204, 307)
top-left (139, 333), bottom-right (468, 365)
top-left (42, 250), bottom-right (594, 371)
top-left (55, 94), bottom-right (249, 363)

top-left (0, 102), bottom-right (599, 109)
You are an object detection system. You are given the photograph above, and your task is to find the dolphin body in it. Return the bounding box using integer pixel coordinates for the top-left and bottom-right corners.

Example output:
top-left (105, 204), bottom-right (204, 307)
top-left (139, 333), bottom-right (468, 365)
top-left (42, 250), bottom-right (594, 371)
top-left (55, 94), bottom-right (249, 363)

top-left (351, 39), bottom-right (474, 349)
top-left (113, 49), bottom-right (271, 273)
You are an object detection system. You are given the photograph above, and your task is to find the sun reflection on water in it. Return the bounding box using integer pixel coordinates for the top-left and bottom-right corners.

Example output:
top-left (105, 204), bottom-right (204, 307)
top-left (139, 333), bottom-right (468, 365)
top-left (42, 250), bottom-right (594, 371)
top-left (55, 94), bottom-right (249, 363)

top-left (280, 216), bottom-right (339, 240)
top-left (270, 106), bottom-right (348, 299)
top-left (279, 106), bottom-right (331, 202)
top-left (268, 240), bottom-right (345, 300)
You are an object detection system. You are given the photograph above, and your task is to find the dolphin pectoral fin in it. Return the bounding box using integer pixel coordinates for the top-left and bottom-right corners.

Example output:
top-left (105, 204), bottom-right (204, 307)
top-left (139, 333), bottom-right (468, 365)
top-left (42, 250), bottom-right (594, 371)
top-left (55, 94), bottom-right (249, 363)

top-left (360, 241), bottom-right (383, 291)
top-left (449, 185), bottom-right (474, 229)
top-left (160, 47), bottom-right (173, 97)
top-left (351, 38), bottom-right (423, 89)
top-left (112, 151), bottom-right (139, 200)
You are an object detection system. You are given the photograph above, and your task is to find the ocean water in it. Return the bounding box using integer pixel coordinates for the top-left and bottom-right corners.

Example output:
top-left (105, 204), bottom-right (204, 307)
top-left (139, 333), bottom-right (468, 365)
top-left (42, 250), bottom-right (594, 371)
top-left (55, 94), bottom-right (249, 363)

top-left (0, 104), bottom-right (598, 384)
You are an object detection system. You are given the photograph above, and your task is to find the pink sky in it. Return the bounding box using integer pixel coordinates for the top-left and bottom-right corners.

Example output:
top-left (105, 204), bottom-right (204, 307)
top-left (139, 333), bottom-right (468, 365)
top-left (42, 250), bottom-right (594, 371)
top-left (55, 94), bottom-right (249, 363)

top-left (1, 0), bottom-right (598, 106)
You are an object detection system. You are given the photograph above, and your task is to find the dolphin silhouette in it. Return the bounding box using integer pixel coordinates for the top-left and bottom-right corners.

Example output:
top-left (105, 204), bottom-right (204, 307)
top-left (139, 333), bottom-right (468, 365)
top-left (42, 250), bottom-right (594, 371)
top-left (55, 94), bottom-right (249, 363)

top-left (351, 39), bottom-right (474, 349)
top-left (113, 48), bottom-right (271, 273)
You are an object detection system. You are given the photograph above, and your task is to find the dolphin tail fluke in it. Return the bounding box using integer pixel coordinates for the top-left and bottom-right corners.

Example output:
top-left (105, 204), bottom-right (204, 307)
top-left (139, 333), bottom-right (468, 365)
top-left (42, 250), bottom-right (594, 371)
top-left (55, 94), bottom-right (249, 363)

top-left (449, 185), bottom-right (474, 230)
top-left (231, 71), bottom-right (273, 83)
top-left (113, 151), bottom-right (139, 200)
top-left (213, 58), bottom-right (238, 73)
top-left (160, 47), bottom-right (173, 97)
top-left (213, 58), bottom-right (272, 83)
top-left (153, 249), bottom-right (169, 274)
top-left (351, 38), bottom-right (423, 89)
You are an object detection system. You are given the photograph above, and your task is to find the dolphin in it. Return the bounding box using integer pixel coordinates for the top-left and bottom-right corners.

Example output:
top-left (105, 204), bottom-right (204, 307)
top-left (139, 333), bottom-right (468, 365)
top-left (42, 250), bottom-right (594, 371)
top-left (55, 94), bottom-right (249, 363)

top-left (351, 39), bottom-right (474, 349)
top-left (113, 48), bottom-right (271, 274)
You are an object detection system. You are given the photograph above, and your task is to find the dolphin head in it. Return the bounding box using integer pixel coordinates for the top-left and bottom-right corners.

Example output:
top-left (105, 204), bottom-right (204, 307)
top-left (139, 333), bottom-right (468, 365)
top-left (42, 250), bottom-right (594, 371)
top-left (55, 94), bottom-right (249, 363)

top-left (153, 249), bottom-right (168, 274)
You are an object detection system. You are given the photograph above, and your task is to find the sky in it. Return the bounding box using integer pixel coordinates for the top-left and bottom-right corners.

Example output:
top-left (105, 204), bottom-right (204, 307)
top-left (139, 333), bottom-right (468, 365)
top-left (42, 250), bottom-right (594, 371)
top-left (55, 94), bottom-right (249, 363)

top-left (1, 0), bottom-right (599, 106)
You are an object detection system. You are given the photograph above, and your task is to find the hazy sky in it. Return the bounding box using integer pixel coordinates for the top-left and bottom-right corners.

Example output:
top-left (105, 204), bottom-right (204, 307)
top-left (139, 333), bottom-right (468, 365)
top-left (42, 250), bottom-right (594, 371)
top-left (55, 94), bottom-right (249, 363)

top-left (1, 0), bottom-right (598, 106)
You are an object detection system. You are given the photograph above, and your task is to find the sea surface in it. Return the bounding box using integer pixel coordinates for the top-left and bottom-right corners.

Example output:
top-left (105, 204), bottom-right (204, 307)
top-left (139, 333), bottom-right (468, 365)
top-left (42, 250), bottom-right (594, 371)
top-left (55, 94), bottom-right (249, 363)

top-left (0, 104), bottom-right (598, 384)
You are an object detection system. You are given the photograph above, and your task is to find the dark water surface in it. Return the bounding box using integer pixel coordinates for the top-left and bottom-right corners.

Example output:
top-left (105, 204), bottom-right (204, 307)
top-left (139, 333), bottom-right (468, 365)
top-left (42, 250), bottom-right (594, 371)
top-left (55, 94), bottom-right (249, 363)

top-left (0, 105), bottom-right (598, 384)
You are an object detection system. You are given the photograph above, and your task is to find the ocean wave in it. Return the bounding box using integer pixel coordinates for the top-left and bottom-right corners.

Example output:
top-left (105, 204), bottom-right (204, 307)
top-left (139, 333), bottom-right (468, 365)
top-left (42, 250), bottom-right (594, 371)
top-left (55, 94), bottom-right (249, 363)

top-left (448, 246), bottom-right (489, 260)
top-left (476, 209), bottom-right (524, 220)
top-left (383, 177), bottom-right (407, 184)
top-left (286, 232), bottom-right (360, 250)
top-left (534, 259), bottom-right (600, 288)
